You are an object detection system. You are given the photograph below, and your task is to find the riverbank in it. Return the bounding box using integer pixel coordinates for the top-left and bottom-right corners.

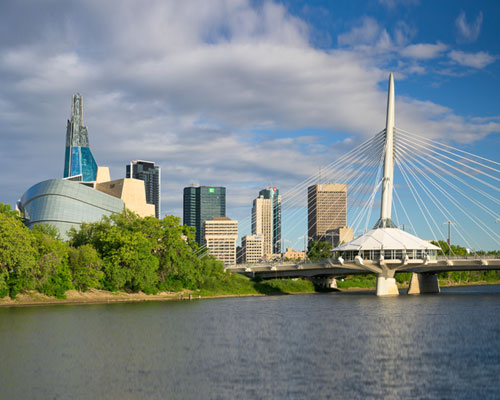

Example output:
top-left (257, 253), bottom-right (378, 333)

top-left (0, 277), bottom-right (317, 307)
top-left (3, 280), bottom-right (500, 307)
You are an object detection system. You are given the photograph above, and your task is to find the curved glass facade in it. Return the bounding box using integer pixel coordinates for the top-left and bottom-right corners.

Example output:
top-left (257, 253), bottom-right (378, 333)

top-left (19, 179), bottom-right (124, 240)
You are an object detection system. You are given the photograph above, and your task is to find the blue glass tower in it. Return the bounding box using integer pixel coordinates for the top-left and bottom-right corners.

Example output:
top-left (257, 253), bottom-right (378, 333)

top-left (63, 93), bottom-right (98, 181)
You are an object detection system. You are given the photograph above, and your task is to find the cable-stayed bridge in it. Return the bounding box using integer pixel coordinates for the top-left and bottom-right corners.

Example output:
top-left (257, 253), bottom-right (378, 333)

top-left (225, 73), bottom-right (500, 296)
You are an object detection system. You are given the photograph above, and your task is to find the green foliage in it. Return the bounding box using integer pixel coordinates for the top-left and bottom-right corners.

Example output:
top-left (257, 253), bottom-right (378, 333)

top-left (68, 245), bottom-right (104, 291)
top-left (198, 274), bottom-right (315, 296)
top-left (307, 240), bottom-right (332, 260)
top-left (31, 227), bottom-right (73, 298)
top-left (0, 211), bottom-right (37, 298)
top-left (431, 240), bottom-right (468, 256)
top-left (395, 272), bottom-right (412, 284)
top-left (336, 274), bottom-right (377, 289)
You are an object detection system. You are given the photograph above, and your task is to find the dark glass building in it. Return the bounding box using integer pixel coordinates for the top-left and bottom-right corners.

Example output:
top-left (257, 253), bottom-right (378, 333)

top-left (259, 187), bottom-right (282, 254)
top-left (126, 160), bottom-right (161, 218)
top-left (63, 93), bottom-right (98, 182)
top-left (183, 185), bottom-right (226, 245)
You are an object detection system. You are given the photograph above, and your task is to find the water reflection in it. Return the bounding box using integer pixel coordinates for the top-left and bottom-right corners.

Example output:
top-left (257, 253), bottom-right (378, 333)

top-left (1, 287), bottom-right (500, 399)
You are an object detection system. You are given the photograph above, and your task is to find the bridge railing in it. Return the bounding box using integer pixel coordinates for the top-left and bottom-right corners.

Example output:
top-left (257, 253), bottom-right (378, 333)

top-left (436, 255), bottom-right (500, 260)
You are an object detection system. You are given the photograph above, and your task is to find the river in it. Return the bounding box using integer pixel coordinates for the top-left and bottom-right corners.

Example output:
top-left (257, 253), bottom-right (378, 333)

top-left (1, 285), bottom-right (500, 399)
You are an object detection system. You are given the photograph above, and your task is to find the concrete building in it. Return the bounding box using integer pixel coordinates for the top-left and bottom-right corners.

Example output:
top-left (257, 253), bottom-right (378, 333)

top-left (258, 187), bottom-right (282, 254)
top-left (241, 234), bottom-right (264, 263)
top-left (325, 226), bottom-right (354, 248)
top-left (252, 195), bottom-right (273, 255)
top-left (183, 185), bottom-right (226, 246)
top-left (283, 248), bottom-right (306, 261)
top-left (126, 160), bottom-right (161, 219)
top-left (96, 178), bottom-right (155, 218)
top-left (204, 217), bottom-right (238, 266)
top-left (308, 184), bottom-right (347, 242)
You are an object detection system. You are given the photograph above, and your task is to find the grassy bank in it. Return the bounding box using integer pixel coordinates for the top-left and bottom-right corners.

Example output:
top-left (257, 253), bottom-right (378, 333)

top-left (0, 276), bottom-right (317, 306)
top-left (198, 275), bottom-right (316, 296)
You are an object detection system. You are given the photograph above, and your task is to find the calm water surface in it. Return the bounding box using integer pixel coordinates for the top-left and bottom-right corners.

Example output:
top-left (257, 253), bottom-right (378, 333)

top-left (1, 285), bottom-right (500, 399)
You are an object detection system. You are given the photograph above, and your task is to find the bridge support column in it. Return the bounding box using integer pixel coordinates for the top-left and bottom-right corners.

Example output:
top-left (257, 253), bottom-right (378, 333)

top-left (376, 274), bottom-right (399, 296)
top-left (407, 273), bottom-right (440, 295)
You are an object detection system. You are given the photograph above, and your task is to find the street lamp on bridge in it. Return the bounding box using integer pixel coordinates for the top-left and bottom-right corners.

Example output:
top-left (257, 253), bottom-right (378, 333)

top-left (442, 220), bottom-right (456, 256)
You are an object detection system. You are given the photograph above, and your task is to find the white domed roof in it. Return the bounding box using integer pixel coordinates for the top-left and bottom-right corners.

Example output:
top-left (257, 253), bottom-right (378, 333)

top-left (333, 228), bottom-right (440, 252)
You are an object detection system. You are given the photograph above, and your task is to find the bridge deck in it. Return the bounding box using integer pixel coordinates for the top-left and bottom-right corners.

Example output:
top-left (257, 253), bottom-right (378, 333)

top-left (227, 258), bottom-right (500, 279)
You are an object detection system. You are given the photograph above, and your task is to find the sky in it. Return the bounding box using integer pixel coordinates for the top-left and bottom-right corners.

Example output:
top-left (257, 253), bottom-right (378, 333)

top-left (0, 0), bottom-right (499, 248)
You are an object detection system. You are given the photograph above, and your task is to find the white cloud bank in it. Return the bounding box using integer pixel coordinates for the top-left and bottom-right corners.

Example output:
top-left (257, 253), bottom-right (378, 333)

top-left (0, 0), bottom-right (498, 219)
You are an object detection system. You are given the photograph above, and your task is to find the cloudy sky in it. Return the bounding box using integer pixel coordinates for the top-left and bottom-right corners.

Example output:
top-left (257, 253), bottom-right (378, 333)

top-left (0, 0), bottom-right (499, 246)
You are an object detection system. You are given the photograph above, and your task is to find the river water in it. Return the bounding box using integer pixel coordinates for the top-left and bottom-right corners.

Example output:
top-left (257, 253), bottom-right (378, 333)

top-left (1, 285), bottom-right (500, 399)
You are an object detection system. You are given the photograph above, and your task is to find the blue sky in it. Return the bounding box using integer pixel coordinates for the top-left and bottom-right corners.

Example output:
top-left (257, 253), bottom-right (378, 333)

top-left (0, 0), bottom-right (499, 248)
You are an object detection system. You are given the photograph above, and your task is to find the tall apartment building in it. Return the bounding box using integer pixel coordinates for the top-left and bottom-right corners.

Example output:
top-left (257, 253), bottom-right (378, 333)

top-left (183, 185), bottom-right (226, 245)
top-left (258, 187), bottom-right (282, 254)
top-left (126, 160), bottom-right (161, 218)
top-left (307, 184), bottom-right (347, 242)
top-left (242, 234), bottom-right (264, 263)
top-left (252, 195), bottom-right (273, 255)
top-left (204, 217), bottom-right (238, 265)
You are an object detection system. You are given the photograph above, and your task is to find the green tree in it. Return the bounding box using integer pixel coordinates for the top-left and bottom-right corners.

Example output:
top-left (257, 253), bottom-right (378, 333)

top-left (307, 240), bottom-right (332, 260)
top-left (0, 211), bottom-right (37, 298)
top-left (32, 225), bottom-right (73, 298)
top-left (68, 245), bottom-right (104, 291)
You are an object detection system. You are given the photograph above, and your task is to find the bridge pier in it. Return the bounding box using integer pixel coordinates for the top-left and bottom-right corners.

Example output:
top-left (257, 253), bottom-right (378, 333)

top-left (407, 273), bottom-right (440, 295)
top-left (376, 274), bottom-right (399, 296)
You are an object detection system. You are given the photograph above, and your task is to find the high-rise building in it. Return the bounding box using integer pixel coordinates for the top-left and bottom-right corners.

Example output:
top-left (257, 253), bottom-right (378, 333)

top-left (308, 184), bottom-right (347, 242)
top-left (63, 93), bottom-right (98, 182)
top-left (259, 187), bottom-right (282, 254)
top-left (204, 217), bottom-right (238, 265)
top-left (183, 185), bottom-right (226, 245)
top-left (252, 195), bottom-right (273, 255)
top-left (242, 234), bottom-right (264, 263)
top-left (126, 160), bottom-right (161, 218)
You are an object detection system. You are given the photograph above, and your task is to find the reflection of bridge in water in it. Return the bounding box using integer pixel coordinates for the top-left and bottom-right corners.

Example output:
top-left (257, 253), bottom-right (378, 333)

top-left (227, 73), bottom-right (500, 296)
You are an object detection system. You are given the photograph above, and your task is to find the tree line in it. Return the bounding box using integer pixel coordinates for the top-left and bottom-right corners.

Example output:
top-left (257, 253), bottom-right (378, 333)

top-left (0, 203), bottom-right (228, 299)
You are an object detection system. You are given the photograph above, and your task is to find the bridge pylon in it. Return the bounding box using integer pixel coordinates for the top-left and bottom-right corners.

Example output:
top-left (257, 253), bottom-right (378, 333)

top-left (331, 73), bottom-right (440, 296)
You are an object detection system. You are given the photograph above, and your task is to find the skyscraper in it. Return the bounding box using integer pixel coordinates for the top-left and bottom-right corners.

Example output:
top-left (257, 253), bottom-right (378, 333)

top-left (258, 187), bottom-right (282, 254)
top-left (307, 184), bottom-right (347, 242)
top-left (252, 195), bottom-right (273, 255)
top-left (63, 93), bottom-right (98, 182)
top-left (183, 185), bottom-right (226, 245)
top-left (126, 160), bottom-right (161, 218)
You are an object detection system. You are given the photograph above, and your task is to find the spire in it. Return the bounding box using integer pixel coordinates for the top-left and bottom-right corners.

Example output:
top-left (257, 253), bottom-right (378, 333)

top-left (63, 93), bottom-right (97, 181)
top-left (375, 73), bottom-right (397, 229)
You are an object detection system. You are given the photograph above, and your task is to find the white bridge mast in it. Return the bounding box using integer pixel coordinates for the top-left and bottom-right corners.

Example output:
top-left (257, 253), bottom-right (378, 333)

top-left (377, 72), bottom-right (396, 228)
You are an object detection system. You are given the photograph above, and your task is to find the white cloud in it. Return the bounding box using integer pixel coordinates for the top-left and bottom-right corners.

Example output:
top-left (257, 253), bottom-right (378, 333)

top-left (378, 0), bottom-right (419, 9)
top-left (0, 0), bottom-right (498, 224)
top-left (455, 11), bottom-right (483, 43)
top-left (400, 42), bottom-right (448, 60)
top-left (449, 50), bottom-right (496, 69)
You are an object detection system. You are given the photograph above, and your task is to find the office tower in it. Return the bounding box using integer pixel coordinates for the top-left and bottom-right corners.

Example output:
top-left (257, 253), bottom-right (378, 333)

top-left (63, 93), bottom-right (98, 182)
top-left (183, 185), bottom-right (226, 245)
top-left (252, 195), bottom-right (273, 255)
top-left (203, 217), bottom-right (238, 265)
top-left (259, 187), bottom-right (282, 254)
top-left (308, 184), bottom-right (347, 242)
top-left (242, 234), bottom-right (264, 263)
top-left (126, 160), bottom-right (161, 218)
